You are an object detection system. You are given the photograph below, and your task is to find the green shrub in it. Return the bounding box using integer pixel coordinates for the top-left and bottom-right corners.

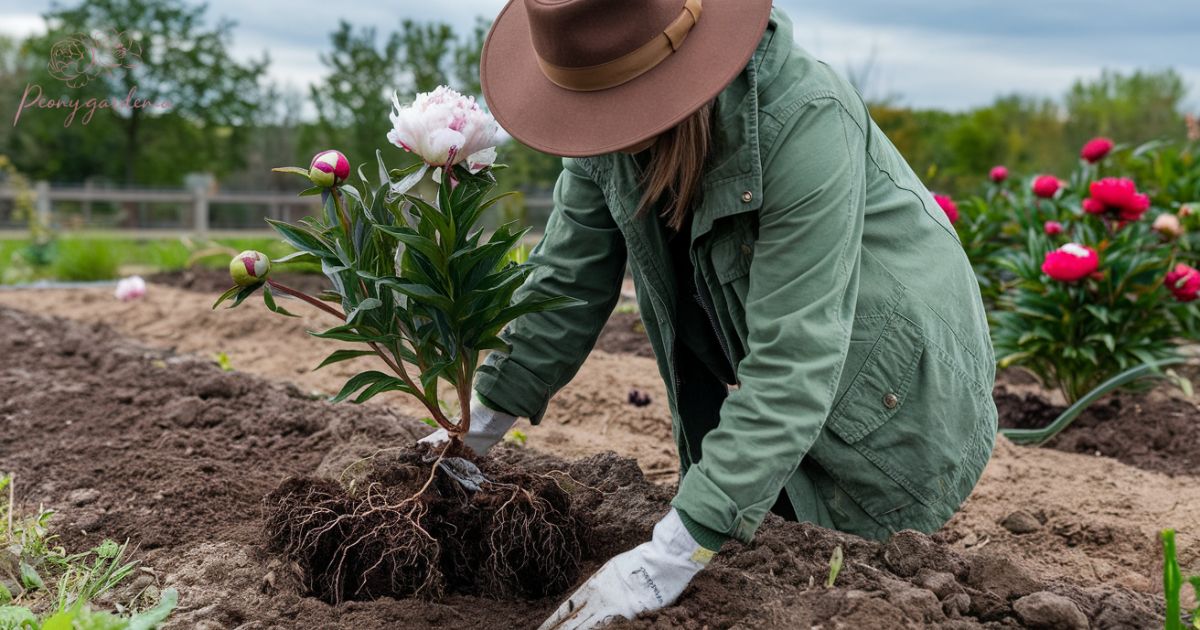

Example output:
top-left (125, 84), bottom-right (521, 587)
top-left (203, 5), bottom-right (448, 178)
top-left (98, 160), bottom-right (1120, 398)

top-left (51, 240), bottom-right (121, 282)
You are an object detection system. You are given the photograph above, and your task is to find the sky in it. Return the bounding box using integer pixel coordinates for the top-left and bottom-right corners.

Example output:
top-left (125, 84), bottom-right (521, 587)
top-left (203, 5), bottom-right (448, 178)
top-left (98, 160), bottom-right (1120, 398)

top-left (1, 0), bottom-right (1196, 113)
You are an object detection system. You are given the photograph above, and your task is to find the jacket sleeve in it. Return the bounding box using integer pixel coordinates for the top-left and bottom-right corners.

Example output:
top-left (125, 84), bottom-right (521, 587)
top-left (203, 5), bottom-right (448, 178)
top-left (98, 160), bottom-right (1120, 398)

top-left (673, 97), bottom-right (866, 544)
top-left (474, 157), bottom-right (627, 424)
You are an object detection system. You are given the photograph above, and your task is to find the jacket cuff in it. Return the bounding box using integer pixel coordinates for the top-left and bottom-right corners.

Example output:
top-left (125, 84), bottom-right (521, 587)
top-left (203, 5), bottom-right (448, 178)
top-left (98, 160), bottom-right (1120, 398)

top-left (676, 509), bottom-right (730, 552)
top-left (474, 357), bottom-right (553, 425)
top-left (672, 465), bottom-right (765, 545)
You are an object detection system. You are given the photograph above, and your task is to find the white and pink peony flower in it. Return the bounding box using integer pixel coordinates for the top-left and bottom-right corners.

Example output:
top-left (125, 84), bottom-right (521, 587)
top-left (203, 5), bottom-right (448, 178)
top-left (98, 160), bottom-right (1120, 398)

top-left (387, 86), bottom-right (498, 188)
top-left (114, 275), bottom-right (146, 301)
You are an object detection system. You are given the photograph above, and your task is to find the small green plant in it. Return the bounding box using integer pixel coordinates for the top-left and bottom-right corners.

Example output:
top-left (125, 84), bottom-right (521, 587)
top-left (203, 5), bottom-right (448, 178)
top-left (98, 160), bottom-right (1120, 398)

top-left (214, 352), bottom-right (234, 372)
top-left (502, 429), bottom-right (527, 447)
top-left (1161, 529), bottom-right (1200, 630)
top-left (824, 545), bottom-right (843, 588)
top-left (0, 475), bottom-right (175, 628)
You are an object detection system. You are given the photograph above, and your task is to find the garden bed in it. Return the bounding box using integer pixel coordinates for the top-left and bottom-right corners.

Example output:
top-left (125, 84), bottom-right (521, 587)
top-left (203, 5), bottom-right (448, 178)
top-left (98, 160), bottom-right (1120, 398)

top-left (995, 373), bottom-right (1200, 477)
top-left (0, 305), bottom-right (1175, 628)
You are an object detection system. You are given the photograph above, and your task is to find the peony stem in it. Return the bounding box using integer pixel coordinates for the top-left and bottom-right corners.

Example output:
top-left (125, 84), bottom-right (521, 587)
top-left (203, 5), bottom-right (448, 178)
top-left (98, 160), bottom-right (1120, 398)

top-left (268, 279), bottom-right (448, 427)
top-left (267, 279), bottom-right (344, 320)
top-left (331, 188), bottom-right (351, 236)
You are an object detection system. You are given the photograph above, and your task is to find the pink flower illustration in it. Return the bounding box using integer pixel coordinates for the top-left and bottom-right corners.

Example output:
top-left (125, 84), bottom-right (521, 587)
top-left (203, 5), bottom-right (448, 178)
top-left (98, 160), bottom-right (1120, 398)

top-left (47, 35), bottom-right (100, 88)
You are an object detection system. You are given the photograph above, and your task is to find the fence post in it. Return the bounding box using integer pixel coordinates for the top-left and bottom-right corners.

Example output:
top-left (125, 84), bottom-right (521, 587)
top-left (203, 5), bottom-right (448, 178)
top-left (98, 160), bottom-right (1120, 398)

top-left (34, 181), bottom-right (51, 227)
top-left (191, 182), bottom-right (209, 234)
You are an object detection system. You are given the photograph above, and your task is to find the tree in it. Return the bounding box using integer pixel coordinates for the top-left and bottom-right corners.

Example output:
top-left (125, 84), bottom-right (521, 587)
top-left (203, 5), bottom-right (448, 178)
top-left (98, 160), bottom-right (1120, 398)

top-left (306, 19), bottom-right (501, 177)
top-left (1065, 69), bottom-right (1188, 149)
top-left (16, 0), bottom-right (268, 185)
top-left (306, 21), bottom-right (405, 172)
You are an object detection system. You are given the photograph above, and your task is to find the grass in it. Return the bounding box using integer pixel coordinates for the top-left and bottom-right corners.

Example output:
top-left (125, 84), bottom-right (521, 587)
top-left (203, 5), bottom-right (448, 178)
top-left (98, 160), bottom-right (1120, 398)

top-left (0, 234), bottom-right (312, 284)
top-left (0, 474), bottom-right (176, 628)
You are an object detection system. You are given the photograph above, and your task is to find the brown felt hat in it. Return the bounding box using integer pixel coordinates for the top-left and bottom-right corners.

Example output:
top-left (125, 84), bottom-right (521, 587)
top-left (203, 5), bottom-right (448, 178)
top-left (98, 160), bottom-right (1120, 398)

top-left (481, 0), bottom-right (774, 158)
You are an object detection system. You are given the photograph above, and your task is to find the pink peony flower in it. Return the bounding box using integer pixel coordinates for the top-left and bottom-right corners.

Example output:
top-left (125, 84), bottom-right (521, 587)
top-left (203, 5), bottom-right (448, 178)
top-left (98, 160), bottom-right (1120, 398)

top-left (1084, 178), bottom-right (1150, 222)
top-left (388, 86), bottom-right (498, 172)
top-left (1152, 214), bottom-right (1183, 238)
top-left (1082, 198), bottom-right (1106, 215)
top-left (1044, 221), bottom-right (1063, 236)
top-left (1032, 175), bottom-right (1062, 199)
top-left (1165, 264), bottom-right (1200, 302)
top-left (114, 275), bottom-right (146, 301)
top-left (1042, 243), bottom-right (1099, 282)
top-left (1080, 137), bottom-right (1115, 163)
top-left (308, 150), bottom-right (350, 188)
top-left (934, 194), bottom-right (959, 223)
top-left (230, 250), bottom-right (271, 287)
top-left (989, 166), bottom-right (1008, 183)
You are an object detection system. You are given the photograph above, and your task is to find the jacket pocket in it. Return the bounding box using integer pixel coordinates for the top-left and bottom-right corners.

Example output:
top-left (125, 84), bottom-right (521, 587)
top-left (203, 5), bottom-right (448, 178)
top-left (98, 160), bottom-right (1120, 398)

top-left (827, 311), bottom-right (924, 443)
top-left (826, 305), bottom-right (995, 512)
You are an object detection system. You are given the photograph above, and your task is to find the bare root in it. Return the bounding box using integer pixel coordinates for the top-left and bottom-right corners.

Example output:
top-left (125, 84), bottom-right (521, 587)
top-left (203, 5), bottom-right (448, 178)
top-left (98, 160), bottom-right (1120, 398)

top-left (264, 446), bottom-right (588, 603)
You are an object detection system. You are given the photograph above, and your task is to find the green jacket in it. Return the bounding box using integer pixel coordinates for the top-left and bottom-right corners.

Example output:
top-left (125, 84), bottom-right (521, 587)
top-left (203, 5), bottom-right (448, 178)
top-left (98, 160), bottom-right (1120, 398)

top-left (476, 9), bottom-right (997, 548)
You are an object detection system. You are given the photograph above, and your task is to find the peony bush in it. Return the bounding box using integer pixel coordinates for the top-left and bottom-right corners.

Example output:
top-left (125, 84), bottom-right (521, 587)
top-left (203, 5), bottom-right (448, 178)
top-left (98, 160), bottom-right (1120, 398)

top-left (214, 86), bottom-right (575, 438)
top-left (955, 134), bottom-right (1199, 403)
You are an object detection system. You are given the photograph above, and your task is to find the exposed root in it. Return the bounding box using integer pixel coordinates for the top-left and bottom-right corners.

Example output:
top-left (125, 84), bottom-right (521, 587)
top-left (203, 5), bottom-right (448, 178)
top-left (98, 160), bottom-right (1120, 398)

top-left (264, 444), bottom-right (589, 603)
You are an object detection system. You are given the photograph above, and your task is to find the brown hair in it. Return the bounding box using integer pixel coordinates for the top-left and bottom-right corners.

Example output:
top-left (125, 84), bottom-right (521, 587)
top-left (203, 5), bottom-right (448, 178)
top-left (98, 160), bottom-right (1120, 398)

top-left (636, 100), bottom-right (716, 232)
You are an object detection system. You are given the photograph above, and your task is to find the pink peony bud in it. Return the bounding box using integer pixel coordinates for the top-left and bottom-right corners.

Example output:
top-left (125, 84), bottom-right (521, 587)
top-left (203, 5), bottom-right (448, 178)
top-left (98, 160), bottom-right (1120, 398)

top-left (989, 166), bottom-right (1008, 183)
top-left (230, 250), bottom-right (271, 287)
top-left (1044, 221), bottom-right (1063, 236)
top-left (388, 86), bottom-right (498, 172)
top-left (934, 194), bottom-right (959, 224)
top-left (308, 150), bottom-right (350, 188)
top-left (1032, 175), bottom-right (1062, 199)
top-left (1180, 205), bottom-right (1193, 218)
top-left (1080, 137), bottom-right (1115, 163)
top-left (1165, 264), bottom-right (1200, 302)
top-left (1042, 243), bottom-right (1099, 282)
top-left (1152, 214), bottom-right (1183, 238)
top-left (114, 275), bottom-right (146, 301)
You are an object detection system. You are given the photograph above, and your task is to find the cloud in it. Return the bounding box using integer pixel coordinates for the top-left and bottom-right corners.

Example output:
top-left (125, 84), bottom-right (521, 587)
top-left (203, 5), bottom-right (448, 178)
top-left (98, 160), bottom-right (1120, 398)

top-left (0, 13), bottom-right (46, 39)
top-left (776, 0), bottom-right (1198, 110)
top-left (2, 0), bottom-right (1195, 111)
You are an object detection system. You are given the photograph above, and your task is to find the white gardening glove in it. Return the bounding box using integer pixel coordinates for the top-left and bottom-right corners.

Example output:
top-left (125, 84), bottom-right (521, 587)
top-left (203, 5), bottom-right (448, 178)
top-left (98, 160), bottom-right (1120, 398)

top-left (418, 392), bottom-right (517, 454)
top-left (538, 508), bottom-right (714, 630)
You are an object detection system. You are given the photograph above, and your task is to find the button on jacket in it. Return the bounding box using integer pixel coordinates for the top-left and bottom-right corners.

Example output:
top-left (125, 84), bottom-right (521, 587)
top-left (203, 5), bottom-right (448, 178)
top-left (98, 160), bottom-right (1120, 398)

top-left (475, 8), bottom-right (998, 546)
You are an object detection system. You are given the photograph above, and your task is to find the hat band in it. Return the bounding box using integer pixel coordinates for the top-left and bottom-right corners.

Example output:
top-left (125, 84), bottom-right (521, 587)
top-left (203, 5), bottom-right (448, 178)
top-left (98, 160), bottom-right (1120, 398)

top-left (535, 0), bottom-right (702, 92)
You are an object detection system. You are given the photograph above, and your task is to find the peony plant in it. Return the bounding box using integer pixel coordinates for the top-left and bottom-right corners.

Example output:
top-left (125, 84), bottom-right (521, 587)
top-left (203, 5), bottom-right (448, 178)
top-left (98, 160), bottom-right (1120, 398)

top-left (214, 87), bottom-right (576, 440)
top-left (983, 139), bottom-right (1198, 403)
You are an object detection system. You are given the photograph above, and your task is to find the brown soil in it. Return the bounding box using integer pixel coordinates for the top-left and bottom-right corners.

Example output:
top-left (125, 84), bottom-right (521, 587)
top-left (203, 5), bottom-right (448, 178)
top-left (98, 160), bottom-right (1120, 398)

top-left (594, 311), bottom-right (654, 358)
top-left (0, 305), bottom-right (1176, 628)
top-left (995, 374), bottom-right (1200, 477)
top-left (147, 267), bottom-right (330, 297)
top-left (0, 284), bottom-right (679, 480)
top-left (3, 287), bottom-right (1200, 627)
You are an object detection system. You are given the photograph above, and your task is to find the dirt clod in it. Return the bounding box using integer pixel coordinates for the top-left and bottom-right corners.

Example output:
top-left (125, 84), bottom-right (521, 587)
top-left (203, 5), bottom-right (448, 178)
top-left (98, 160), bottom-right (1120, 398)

top-left (1002, 510), bottom-right (1043, 534)
top-left (1013, 591), bottom-right (1089, 629)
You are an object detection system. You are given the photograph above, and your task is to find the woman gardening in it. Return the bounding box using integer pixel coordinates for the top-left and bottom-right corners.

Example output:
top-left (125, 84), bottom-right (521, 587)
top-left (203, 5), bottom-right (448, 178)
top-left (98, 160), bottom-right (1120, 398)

top-left (423, 0), bottom-right (999, 627)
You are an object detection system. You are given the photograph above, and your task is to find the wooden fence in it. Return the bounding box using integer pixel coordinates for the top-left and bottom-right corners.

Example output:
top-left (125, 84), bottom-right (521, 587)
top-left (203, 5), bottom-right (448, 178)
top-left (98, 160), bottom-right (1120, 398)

top-left (0, 182), bottom-right (554, 235)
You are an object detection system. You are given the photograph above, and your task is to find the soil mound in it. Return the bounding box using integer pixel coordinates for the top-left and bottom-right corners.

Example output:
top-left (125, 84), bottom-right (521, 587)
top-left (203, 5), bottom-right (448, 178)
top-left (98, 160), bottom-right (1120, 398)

top-left (995, 375), bottom-right (1200, 477)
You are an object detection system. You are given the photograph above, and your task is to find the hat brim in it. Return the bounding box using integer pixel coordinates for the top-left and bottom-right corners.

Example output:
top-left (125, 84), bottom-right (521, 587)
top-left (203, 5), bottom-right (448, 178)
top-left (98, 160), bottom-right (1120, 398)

top-left (481, 0), bottom-right (774, 158)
